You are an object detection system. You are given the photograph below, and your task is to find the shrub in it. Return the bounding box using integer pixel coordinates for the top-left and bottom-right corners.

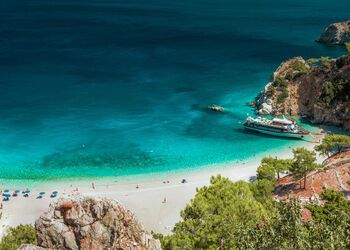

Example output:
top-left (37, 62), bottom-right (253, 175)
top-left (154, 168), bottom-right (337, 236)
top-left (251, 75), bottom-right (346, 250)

top-left (277, 88), bottom-right (289, 103)
top-left (320, 76), bottom-right (350, 105)
top-left (346, 43), bottom-right (350, 54)
top-left (273, 77), bottom-right (288, 89)
top-left (290, 61), bottom-right (309, 73)
top-left (0, 225), bottom-right (37, 250)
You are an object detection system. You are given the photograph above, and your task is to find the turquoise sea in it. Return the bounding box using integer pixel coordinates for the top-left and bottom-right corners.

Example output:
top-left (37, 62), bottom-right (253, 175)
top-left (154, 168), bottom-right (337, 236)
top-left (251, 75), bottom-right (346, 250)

top-left (0, 0), bottom-right (349, 184)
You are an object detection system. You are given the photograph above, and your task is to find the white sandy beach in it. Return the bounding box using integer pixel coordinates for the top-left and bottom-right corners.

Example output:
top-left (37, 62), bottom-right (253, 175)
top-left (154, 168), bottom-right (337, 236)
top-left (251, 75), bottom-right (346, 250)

top-left (0, 134), bottom-right (325, 237)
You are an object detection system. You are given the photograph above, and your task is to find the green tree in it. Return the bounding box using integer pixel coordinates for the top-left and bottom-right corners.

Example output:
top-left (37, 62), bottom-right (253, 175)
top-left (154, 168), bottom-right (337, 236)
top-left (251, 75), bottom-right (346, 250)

top-left (162, 175), bottom-right (269, 249)
top-left (307, 189), bottom-right (350, 249)
top-left (289, 147), bottom-right (319, 189)
top-left (0, 225), bottom-right (37, 250)
top-left (257, 157), bottom-right (277, 182)
top-left (258, 157), bottom-right (291, 181)
top-left (275, 158), bottom-right (292, 180)
top-left (315, 134), bottom-right (350, 157)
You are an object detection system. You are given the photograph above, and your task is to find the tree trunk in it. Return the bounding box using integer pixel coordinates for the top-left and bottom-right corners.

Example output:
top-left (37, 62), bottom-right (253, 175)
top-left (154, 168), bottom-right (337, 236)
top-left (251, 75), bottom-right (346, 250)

top-left (277, 171), bottom-right (280, 180)
top-left (304, 174), bottom-right (307, 189)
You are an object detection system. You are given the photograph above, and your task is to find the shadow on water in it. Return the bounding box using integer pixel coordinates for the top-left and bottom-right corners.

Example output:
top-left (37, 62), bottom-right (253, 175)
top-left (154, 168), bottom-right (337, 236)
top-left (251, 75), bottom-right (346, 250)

top-left (1, 144), bottom-right (168, 180)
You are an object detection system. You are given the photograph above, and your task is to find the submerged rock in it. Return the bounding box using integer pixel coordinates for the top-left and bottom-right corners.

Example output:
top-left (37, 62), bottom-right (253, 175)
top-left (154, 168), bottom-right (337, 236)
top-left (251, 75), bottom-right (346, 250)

top-left (208, 104), bottom-right (224, 112)
top-left (34, 195), bottom-right (161, 250)
top-left (317, 20), bottom-right (350, 45)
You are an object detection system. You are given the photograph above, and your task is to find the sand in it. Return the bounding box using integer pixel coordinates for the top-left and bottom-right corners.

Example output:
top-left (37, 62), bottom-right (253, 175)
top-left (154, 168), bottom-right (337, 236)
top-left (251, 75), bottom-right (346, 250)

top-left (0, 134), bottom-right (325, 237)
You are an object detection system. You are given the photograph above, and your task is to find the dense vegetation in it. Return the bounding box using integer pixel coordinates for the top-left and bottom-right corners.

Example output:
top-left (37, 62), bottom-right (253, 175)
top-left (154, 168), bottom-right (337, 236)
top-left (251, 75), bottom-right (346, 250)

top-left (346, 43), bottom-right (350, 54)
top-left (159, 139), bottom-right (350, 249)
top-left (272, 77), bottom-right (289, 104)
top-left (315, 134), bottom-right (350, 156)
top-left (321, 76), bottom-right (350, 106)
top-left (0, 225), bottom-right (37, 250)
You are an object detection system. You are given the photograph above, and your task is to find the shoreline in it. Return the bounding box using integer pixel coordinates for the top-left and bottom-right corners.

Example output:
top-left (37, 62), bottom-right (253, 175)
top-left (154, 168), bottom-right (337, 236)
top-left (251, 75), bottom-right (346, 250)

top-left (0, 132), bottom-right (325, 237)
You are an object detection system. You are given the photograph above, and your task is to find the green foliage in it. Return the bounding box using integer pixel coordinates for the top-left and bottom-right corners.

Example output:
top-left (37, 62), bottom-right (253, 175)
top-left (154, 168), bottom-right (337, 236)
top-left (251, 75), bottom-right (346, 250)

top-left (258, 157), bottom-right (291, 181)
top-left (0, 225), bottom-right (37, 250)
top-left (161, 178), bottom-right (350, 249)
top-left (272, 77), bottom-right (289, 103)
top-left (266, 85), bottom-right (275, 97)
top-left (272, 76), bottom-right (288, 89)
top-left (162, 175), bottom-right (270, 249)
top-left (315, 134), bottom-right (350, 156)
top-left (346, 43), bottom-right (350, 54)
top-left (289, 147), bottom-right (319, 189)
top-left (285, 60), bottom-right (309, 81)
top-left (320, 76), bottom-right (350, 105)
top-left (306, 56), bottom-right (331, 66)
top-left (257, 158), bottom-right (276, 182)
top-left (277, 88), bottom-right (289, 103)
top-left (306, 189), bottom-right (350, 249)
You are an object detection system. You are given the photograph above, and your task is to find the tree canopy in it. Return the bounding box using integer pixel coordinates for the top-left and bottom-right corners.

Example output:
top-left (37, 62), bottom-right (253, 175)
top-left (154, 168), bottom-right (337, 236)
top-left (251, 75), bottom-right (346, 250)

top-left (315, 134), bottom-right (350, 157)
top-left (289, 147), bottom-right (319, 189)
top-left (0, 224), bottom-right (37, 250)
top-left (161, 175), bottom-right (272, 249)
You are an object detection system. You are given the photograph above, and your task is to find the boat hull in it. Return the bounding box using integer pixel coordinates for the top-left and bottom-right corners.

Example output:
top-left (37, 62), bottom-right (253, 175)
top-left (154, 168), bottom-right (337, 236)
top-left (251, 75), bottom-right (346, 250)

top-left (244, 126), bottom-right (306, 139)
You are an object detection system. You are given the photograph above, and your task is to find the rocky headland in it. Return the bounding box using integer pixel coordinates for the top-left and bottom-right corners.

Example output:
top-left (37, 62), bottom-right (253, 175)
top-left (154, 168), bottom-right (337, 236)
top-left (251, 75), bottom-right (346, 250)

top-left (317, 20), bottom-right (350, 45)
top-left (256, 55), bottom-right (350, 130)
top-left (20, 196), bottom-right (161, 250)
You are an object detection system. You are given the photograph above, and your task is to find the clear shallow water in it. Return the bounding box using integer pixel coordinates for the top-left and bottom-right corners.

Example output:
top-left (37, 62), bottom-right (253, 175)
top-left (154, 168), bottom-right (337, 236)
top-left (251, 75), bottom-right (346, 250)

top-left (0, 0), bottom-right (349, 183)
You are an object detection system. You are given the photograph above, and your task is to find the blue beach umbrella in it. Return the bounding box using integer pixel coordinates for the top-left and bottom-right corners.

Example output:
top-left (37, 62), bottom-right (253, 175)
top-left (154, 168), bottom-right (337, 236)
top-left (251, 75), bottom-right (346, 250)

top-left (52, 191), bottom-right (58, 194)
top-left (4, 189), bottom-right (9, 193)
top-left (4, 194), bottom-right (11, 197)
top-left (14, 190), bottom-right (20, 193)
top-left (39, 192), bottom-right (45, 195)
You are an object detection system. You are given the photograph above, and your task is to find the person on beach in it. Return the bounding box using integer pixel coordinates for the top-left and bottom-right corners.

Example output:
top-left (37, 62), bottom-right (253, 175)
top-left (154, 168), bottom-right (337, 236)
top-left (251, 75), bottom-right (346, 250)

top-left (136, 184), bottom-right (139, 189)
top-left (162, 197), bottom-right (167, 203)
top-left (92, 183), bottom-right (95, 189)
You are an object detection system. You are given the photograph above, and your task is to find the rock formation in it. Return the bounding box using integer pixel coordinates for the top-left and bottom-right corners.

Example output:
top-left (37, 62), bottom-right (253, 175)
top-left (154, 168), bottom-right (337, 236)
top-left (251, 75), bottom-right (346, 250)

top-left (317, 20), bottom-right (350, 45)
top-left (32, 195), bottom-right (161, 250)
top-left (18, 245), bottom-right (46, 250)
top-left (275, 150), bottom-right (350, 203)
top-left (256, 55), bottom-right (350, 130)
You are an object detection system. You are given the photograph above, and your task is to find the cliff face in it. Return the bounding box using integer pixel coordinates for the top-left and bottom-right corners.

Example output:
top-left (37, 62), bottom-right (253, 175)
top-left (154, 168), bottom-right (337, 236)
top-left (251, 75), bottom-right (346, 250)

top-left (317, 20), bottom-right (350, 45)
top-left (256, 55), bottom-right (350, 130)
top-left (32, 196), bottom-right (161, 250)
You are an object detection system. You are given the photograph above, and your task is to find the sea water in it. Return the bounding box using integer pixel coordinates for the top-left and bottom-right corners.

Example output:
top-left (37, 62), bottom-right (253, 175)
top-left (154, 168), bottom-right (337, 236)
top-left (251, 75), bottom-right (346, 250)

top-left (0, 0), bottom-right (349, 183)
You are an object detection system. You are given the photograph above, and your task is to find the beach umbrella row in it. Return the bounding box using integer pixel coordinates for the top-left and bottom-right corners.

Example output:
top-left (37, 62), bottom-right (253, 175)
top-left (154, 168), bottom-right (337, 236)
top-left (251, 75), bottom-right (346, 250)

top-left (1, 189), bottom-right (58, 200)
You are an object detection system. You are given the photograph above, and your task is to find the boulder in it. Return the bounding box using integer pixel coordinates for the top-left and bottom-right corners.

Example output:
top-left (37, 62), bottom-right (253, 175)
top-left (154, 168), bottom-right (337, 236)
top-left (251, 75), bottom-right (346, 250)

top-left (17, 245), bottom-right (46, 250)
top-left (34, 195), bottom-right (161, 250)
top-left (317, 20), bottom-right (350, 45)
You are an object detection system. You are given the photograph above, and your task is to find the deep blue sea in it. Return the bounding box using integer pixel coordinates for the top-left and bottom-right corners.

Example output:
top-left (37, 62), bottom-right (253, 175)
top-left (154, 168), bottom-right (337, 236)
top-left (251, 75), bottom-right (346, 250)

top-left (0, 0), bottom-right (349, 182)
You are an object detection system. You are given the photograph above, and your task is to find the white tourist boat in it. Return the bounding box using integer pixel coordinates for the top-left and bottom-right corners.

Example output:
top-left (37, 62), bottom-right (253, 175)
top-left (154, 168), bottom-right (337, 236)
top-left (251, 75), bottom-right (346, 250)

top-left (243, 116), bottom-right (310, 139)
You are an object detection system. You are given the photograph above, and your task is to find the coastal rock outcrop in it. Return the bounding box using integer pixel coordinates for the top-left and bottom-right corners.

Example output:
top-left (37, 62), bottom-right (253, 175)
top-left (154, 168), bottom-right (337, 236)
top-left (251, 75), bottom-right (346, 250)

top-left (317, 20), bottom-right (350, 45)
top-left (256, 55), bottom-right (350, 130)
top-left (34, 195), bottom-right (161, 250)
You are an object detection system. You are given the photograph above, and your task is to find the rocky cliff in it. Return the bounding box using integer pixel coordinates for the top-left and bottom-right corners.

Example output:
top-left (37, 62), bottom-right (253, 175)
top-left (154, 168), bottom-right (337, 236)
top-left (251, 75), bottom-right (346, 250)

top-left (22, 196), bottom-right (161, 250)
top-left (256, 55), bottom-right (350, 130)
top-left (275, 150), bottom-right (350, 203)
top-left (317, 20), bottom-right (350, 45)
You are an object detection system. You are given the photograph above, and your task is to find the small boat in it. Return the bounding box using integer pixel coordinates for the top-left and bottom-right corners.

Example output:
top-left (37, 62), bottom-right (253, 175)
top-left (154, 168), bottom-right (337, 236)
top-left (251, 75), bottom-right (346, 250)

top-left (208, 105), bottom-right (224, 112)
top-left (243, 116), bottom-right (310, 139)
